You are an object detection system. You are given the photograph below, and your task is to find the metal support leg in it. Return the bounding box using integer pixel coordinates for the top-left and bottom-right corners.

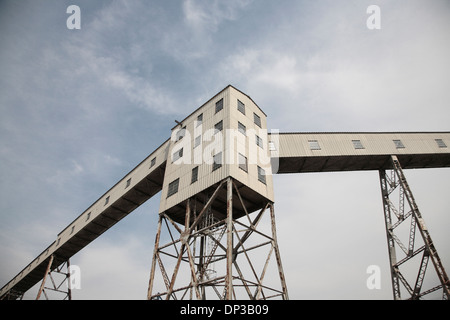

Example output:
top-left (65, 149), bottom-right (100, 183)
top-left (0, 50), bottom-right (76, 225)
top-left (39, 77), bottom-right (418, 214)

top-left (379, 169), bottom-right (401, 299)
top-left (225, 177), bottom-right (233, 300)
top-left (379, 155), bottom-right (450, 300)
top-left (36, 255), bottom-right (72, 300)
top-left (269, 203), bottom-right (289, 300)
top-left (147, 177), bottom-right (288, 300)
top-left (0, 289), bottom-right (24, 300)
top-left (36, 255), bottom-right (54, 300)
top-left (147, 215), bottom-right (163, 300)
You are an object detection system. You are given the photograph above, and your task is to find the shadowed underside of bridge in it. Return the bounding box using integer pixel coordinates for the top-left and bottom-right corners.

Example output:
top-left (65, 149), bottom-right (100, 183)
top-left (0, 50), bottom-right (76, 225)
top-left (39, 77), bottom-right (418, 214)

top-left (273, 132), bottom-right (450, 173)
top-left (1, 131), bottom-right (449, 299)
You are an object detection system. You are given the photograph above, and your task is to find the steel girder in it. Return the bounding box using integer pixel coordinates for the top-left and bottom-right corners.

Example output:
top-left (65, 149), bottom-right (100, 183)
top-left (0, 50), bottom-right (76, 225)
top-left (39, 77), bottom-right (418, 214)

top-left (36, 255), bottom-right (72, 300)
top-left (379, 155), bottom-right (450, 300)
top-left (147, 177), bottom-right (288, 300)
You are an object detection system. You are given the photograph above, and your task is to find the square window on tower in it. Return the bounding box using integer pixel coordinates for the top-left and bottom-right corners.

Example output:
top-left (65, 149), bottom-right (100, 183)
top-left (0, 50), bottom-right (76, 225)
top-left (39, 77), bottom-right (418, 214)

top-left (238, 100), bottom-right (245, 115)
top-left (191, 166), bottom-right (199, 184)
top-left (196, 113), bottom-right (203, 127)
top-left (257, 166), bottom-right (266, 184)
top-left (256, 135), bottom-right (264, 148)
top-left (212, 152), bottom-right (223, 171)
top-left (214, 120), bottom-right (223, 134)
top-left (167, 178), bottom-right (180, 198)
top-left (238, 121), bottom-right (246, 136)
top-left (215, 98), bottom-right (223, 113)
top-left (172, 148), bottom-right (184, 162)
top-left (254, 112), bottom-right (261, 127)
top-left (238, 153), bottom-right (248, 172)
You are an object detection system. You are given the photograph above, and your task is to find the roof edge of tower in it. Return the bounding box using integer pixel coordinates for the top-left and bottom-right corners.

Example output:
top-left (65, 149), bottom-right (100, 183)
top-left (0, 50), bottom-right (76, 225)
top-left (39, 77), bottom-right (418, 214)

top-left (171, 84), bottom-right (266, 131)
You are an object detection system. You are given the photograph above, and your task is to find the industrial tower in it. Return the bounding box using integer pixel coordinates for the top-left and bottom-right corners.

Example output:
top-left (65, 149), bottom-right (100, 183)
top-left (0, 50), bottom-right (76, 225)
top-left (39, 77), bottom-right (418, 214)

top-left (1, 85), bottom-right (449, 300)
top-left (148, 86), bottom-right (287, 299)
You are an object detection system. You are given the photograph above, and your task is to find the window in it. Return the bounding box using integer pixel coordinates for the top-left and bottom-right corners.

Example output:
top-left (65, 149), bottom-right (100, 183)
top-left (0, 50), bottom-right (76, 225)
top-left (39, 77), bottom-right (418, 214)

top-left (175, 126), bottom-right (186, 141)
top-left (104, 196), bottom-right (110, 206)
top-left (191, 166), bottom-right (199, 184)
top-left (215, 98), bottom-right (223, 113)
top-left (173, 148), bottom-right (183, 162)
top-left (256, 135), bottom-right (264, 148)
top-left (196, 113), bottom-right (203, 127)
top-left (167, 178), bottom-right (180, 198)
top-left (238, 100), bottom-right (245, 115)
top-left (239, 153), bottom-right (248, 172)
top-left (393, 139), bottom-right (405, 149)
top-left (238, 121), bottom-right (246, 136)
top-left (352, 140), bottom-right (364, 149)
top-left (269, 141), bottom-right (277, 151)
top-left (126, 178), bottom-right (131, 188)
top-left (214, 120), bottom-right (223, 133)
top-left (150, 157), bottom-right (156, 168)
top-left (435, 139), bottom-right (447, 148)
top-left (194, 135), bottom-right (201, 148)
top-left (254, 113), bottom-right (261, 127)
top-left (257, 166), bottom-right (266, 184)
top-left (213, 152), bottom-right (222, 171)
top-left (308, 140), bottom-right (321, 150)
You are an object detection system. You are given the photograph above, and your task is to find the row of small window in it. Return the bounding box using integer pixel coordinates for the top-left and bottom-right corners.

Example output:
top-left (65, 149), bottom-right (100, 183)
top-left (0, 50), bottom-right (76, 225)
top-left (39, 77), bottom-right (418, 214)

top-left (174, 99), bottom-right (223, 142)
top-left (237, 99), bottom-right (262, 128)
top-left (238, 121), bottom-right (264, 147)
top-left (57, 154), bottom-right (161, 246)
top-left (209, 120), bottom-right (264, 145)
top-left (172, 121), bottom-right (264, 162)
top-left (308, 138), bottom-right (448, 150)
top-left (225, 97), bottom-right (262, 127)
top-left (179, 98), bottom-right (261, 138)
top-left (174, 98), bottom-right (262, 152)
top-left (237, 154), bottom-right (267, 184)
top-left (167, 154), bottom-right (266, 198)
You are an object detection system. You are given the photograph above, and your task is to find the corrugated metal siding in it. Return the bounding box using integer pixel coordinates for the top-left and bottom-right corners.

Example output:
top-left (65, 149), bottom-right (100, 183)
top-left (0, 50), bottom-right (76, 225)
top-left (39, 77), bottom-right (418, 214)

top-left (229, 87), bottom-right (273, 201)
top-left (159, 87), bottom-right (231, 213)
top-left (159, 86), bottom-right (275, 214)
top-left (273, 132), bottom-right (450, 158)
top-left (269, 132), bottom-right (450, 174)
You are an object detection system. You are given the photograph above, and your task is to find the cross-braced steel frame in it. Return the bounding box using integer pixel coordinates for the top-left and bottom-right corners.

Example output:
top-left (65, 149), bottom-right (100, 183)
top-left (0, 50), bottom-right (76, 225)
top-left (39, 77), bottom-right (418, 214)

top-left (379, 155), bottom-right (450, 300)
top-left (147, 177), bottom-right (289, 300)
top-left (0, 289), bottom-right (24, 300)
top-left (36, 255), bottom-right (72, 300)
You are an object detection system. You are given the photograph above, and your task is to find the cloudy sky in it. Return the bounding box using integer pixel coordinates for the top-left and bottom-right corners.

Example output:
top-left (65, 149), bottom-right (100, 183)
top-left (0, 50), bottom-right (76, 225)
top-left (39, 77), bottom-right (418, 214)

top-left (1, 0), bottom-right (450, 300)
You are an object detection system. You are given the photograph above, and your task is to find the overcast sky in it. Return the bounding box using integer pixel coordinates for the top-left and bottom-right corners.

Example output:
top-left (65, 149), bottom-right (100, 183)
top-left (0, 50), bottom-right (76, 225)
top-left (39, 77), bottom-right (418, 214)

top-left (1, 0), bottom-right (450, 300)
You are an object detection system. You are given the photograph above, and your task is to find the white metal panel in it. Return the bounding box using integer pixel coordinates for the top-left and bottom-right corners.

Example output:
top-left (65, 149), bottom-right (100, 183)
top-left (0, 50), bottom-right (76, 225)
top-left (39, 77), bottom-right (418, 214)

top-left (273, 132), bottom-right (450, 158)
top-left (159, 86), bottom-right (275, 214)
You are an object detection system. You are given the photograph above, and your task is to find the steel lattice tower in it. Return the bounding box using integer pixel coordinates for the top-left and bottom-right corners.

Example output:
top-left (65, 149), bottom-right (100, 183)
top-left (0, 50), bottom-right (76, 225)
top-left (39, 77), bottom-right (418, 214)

top-left (379, 156), bottom-right (449, 299)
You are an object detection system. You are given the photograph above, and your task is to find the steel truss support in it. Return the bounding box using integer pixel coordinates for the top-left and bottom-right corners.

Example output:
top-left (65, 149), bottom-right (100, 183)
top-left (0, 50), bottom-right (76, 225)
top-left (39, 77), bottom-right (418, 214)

top-left (379, 155), bottom-right (450, 300)
top-left (36, 255), bottom-right (72, 300)
top-left (0, 289), bottom-right (24, 300)
top-left (147, 177), bottom-right (289, 300)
